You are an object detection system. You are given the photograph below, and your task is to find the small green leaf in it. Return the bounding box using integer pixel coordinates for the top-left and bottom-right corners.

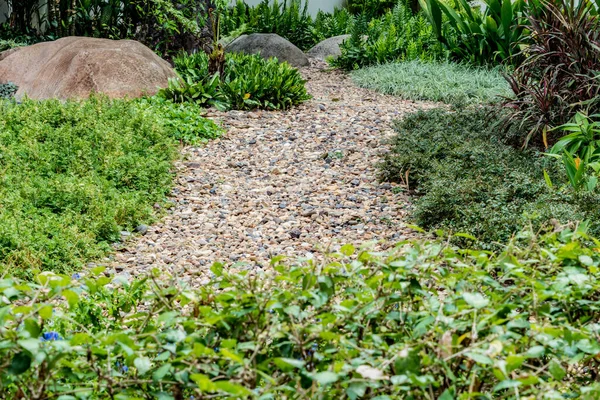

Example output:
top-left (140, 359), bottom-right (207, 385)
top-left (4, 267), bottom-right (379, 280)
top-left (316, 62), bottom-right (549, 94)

top-left (152, 363), bottom-right (171, 382)
top-left (9, 352), bottom-right (31, 375)
top-left (548, 359), bottom-right (566, 381)
top-left (273, 357), bottom-right (305, 370)
top-left (463, 292), bottom-right (489, 309)
top-left (465, 352), bottom-right (493, 365)
top-left (134, 356), bottom-right (152, 375)
top-left (214, 381), bottom-right (253, 396)
top-left (313, 371), bottom-right (339, 385)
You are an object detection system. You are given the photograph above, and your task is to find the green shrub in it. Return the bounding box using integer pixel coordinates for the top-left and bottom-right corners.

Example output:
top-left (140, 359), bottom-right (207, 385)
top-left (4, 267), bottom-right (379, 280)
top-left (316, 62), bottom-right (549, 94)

top-left (313, 7), bottom-right (355, 43)
top-left (221, 1), bottom-right (355, 51)
top-left (161, 52), bottom-right (311, 111)
top-left (331, 1), bottom-right (448, 70)
top-left (0, 97), bottom-right (221, 278)
top-left (502, 0), bottom-right (600, 148)
top-left (420, 0), bottom-right (527, 66)
top-left (351, 60), bottom-right (510, 105)
top-left (221, 0), bottom-right (317, 51)
top-left (2, 228), bottom-right (600, 397)
top-left (0, 39), bottom-right (27, 52)
top-left (346, 0), bottom-right (398, 18)
top-left (380, 107), bottom-right (600, 247)
top-left (3, 0), bottom-right (207, 58)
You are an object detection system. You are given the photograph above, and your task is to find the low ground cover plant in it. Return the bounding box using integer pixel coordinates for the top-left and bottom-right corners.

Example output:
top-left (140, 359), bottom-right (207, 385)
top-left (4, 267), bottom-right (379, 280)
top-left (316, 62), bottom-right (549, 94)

top-left (332, 1), bottom-right (448, 70)
top-left (161, 52), bottom-right (311, 110)
top-left (2, 228), bottom-right (600, 398)
top-left (351, 60), bottom-right (510, 105)
top-left (380, 107), bottom-right (600, 248)
top-left (0, 97), bottom-right (221, 279)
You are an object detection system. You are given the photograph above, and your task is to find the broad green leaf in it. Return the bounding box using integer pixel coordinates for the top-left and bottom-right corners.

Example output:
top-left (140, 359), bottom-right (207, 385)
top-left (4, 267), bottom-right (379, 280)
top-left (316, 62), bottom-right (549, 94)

top-left (134, 357), bottom-right (152, 375)
top-left (313, 371), bottom-right (339, 385)
top-left (463, 292), bottom-right (489, 309)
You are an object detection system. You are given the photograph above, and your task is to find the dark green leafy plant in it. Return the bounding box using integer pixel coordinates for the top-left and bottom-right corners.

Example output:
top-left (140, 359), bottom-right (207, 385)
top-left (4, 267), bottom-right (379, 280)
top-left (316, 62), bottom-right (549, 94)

top-left (546, 112), bottom-right (600, 192)
top-left (420, 0), bottom-right (527, 66)
top-left (332, 1), bottom-right (448, 70)
top-left (0, 39), bottom-right (27, 52)
top-left (0, 82), bottom-right (18, 99)
top-left (346, 0), bottom-right (398, 18)
top-left (312, 7), bottom-right (355, 43)
top-left (2, 228), bottom-right (600, 397)
top-left (161, 52), bottom-right (311, 111)
top-left (0, 96), bottom-right (221, 278)
top-left (221, 0), bottom-right (317, 51)
top-left (502, 0), bottom-right (600, 148)
top-left (380, 107), bottom-right (600, 247)
top-left (2, 0), bottom-right (208, 58)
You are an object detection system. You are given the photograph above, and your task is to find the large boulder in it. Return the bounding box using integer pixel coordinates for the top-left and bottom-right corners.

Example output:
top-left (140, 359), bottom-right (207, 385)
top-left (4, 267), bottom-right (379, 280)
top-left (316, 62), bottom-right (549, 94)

top-left (226, 33), bottom-right (310, 67)
top-left (307, 35), bottom-right (351, 61)
top-left (0, 37), bottom-right (177, 100)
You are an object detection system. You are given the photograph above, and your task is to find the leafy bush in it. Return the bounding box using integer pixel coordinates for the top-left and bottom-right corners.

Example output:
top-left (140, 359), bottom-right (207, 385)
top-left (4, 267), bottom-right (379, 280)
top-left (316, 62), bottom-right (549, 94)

top-left (3, 0), bottom-right (208, 58)
top-left (547, 112), bottom-right (600, 192)
top-left (135, 97), bottom-right (223, 145)
top-left (420, 0), bottom-right (527, 66)
top-left (221, 0), bottom-right (317, 51)
top-left (380, 107), bottom-right (600, 247)
top-left (346, 0), bottom-right (398, 18)
top-left (0, 97), bottom-right (221, 278)
top-left (503, 0), bottom-right (600, 148)
top-left (3, 228), bottom-right (600, 397)
top-left (351, 60), bottom-right (510, 105)
top-left (312, 7), bottom-right (355, 43)
top-left (331, 1), bottom-right (448, 70)
top-left (0, 39), bottom-right (27, 52)
top-left (161, 52), bottom-right (311, 111)
top-left (0, 82), bottom-right (18, 100)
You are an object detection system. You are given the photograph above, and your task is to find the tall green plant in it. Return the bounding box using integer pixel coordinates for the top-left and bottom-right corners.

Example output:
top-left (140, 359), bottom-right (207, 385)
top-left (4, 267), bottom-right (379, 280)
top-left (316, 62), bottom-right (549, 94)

top-left (502, 0), bottom-right (600, 148)
top-left (419, 0), bottom-right (527, 65)
top-left (332, 1), bottom-right (447, 70)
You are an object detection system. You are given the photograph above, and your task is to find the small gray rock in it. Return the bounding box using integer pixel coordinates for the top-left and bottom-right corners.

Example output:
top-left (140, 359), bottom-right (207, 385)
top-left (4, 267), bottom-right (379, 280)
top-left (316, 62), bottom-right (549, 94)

top-left (289, 229), bottom-right (302, 239)
top-left (226, 33), bottom-right (310, 67)
top-left (307, 35), bottom-right (351, 61)
top-left (135, 224), bottom-right (149, 235)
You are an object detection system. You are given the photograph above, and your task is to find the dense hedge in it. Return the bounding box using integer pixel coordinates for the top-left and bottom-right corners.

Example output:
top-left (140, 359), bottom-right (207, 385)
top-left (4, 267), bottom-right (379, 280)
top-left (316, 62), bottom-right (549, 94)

top-left (380, 107), bottom-right (600, 247)
top-left (1, 228), bottom-right (600, 398)
top-left (0, 97), bottom-right (221, 278)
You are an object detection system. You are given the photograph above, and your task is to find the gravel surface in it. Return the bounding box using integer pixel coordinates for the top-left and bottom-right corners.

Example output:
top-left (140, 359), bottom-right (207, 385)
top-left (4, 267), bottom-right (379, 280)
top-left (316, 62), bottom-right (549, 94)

top-left (108, 60), bottom-right (434, 285)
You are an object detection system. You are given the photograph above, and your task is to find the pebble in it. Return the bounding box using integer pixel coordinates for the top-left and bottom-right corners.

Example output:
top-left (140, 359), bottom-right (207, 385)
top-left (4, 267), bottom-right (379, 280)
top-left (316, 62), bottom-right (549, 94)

top-left (108, 59), bottom-right (433, 285)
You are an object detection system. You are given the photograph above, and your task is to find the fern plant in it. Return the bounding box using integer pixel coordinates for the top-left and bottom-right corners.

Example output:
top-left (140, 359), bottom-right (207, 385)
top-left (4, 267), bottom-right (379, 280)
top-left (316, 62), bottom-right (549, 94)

top-left (332, 0), bottom-right (448, 70)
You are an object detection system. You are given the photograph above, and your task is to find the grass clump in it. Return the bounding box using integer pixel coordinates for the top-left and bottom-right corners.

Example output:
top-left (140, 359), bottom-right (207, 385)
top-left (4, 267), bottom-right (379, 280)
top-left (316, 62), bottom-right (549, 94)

top-left (2, 228), bottom-right (600, 397)
top-left (352, 60), bottom-right (510, 105)
top-left (380, 107), bottom-right (600, 247)
top-left (0, 97), bottom-right (221, 278)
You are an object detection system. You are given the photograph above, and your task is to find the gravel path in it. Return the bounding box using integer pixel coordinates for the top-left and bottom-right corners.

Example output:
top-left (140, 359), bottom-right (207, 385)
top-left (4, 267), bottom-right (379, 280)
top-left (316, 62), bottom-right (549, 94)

top-left (110, 61), bottom-right (433, 284)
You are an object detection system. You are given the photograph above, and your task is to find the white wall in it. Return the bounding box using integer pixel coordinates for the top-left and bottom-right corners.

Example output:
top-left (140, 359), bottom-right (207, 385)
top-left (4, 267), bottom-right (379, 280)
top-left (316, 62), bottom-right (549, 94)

top-left (237, 0), bottom-right (346, 16)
